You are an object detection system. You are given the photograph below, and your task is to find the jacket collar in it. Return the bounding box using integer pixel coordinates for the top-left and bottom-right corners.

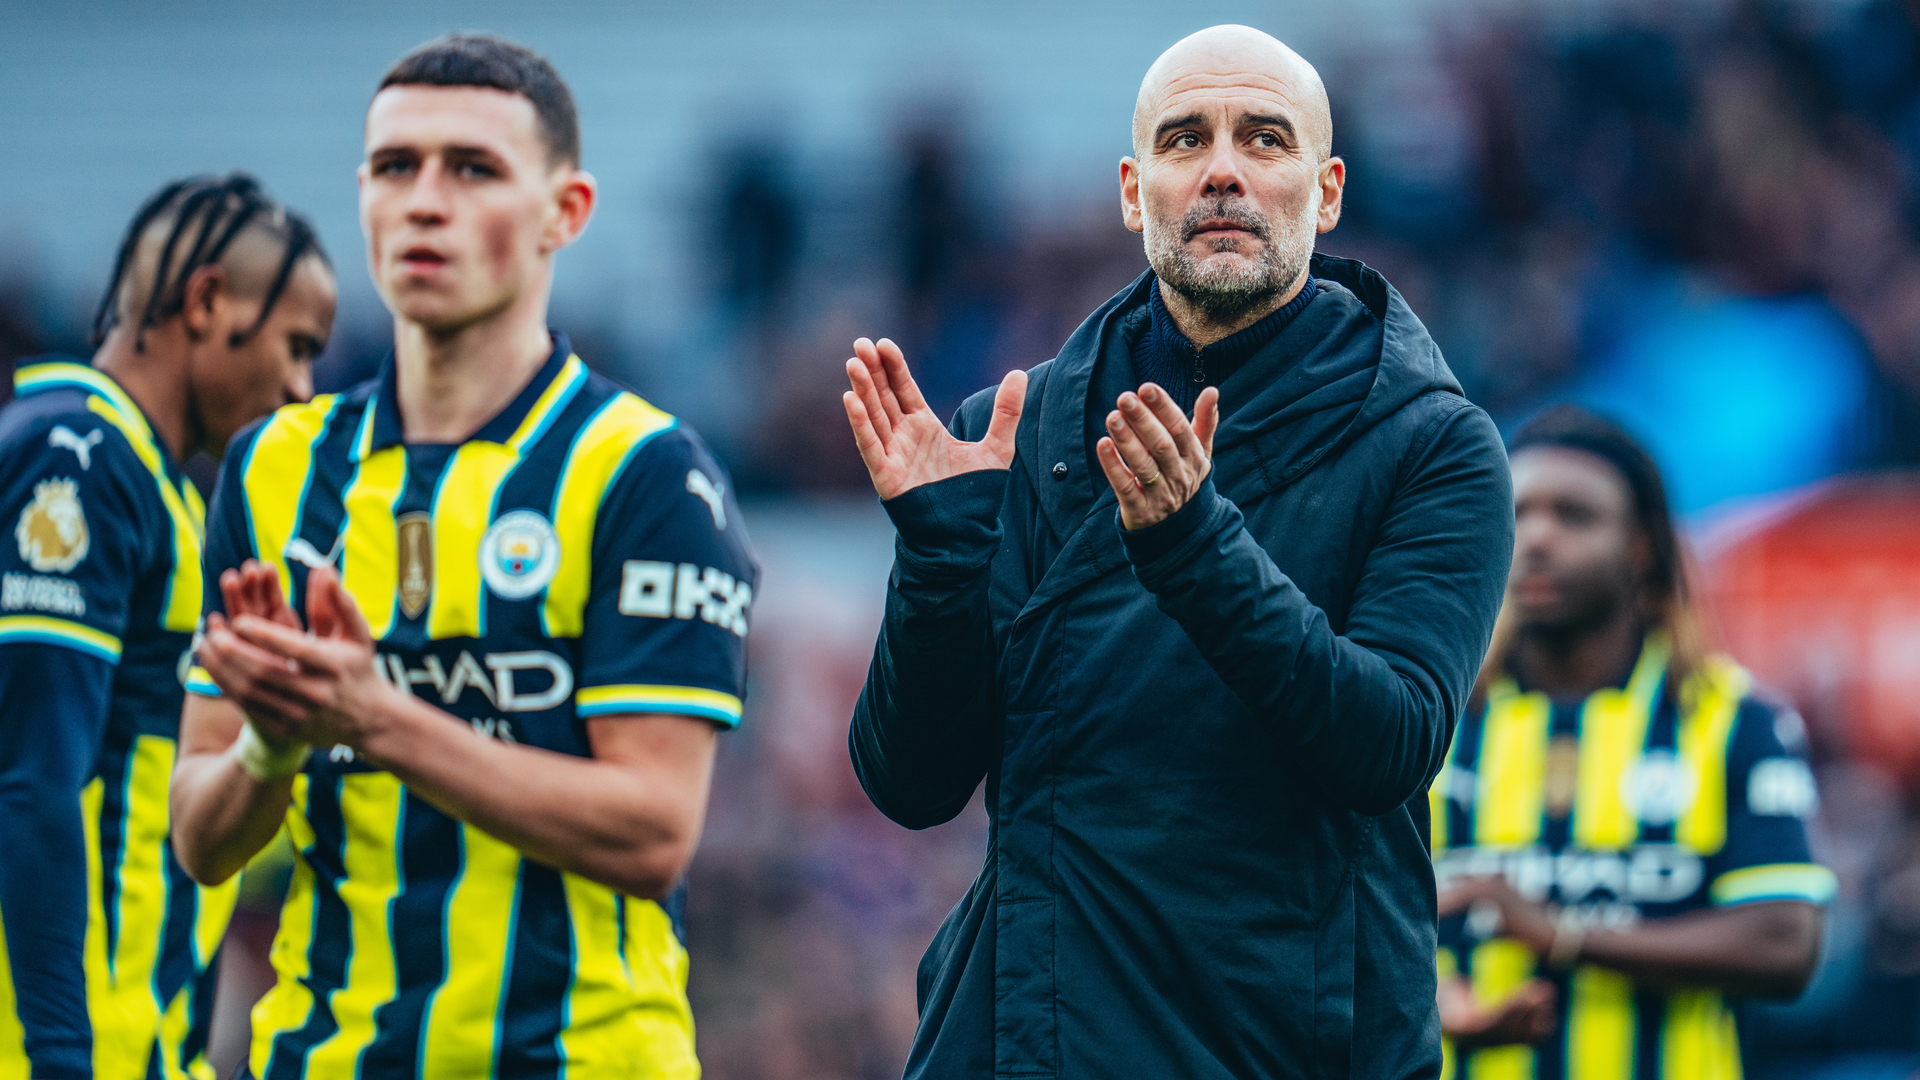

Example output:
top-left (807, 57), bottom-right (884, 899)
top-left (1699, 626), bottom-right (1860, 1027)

top-left (1034, 273), bottom-right (1155, 541)
top-left (1013, 255), bottom-right (1459, 626)
top-left (356, 330), bottom-right (577, 459)
top-left (1033, 254), bottom-right (1458, 520)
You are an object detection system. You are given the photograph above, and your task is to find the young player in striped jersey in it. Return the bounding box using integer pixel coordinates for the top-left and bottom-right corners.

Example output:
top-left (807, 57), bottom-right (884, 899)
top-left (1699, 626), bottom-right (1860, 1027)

top-left (1430, 406), bottom-right (1833, 1080)
top-left (170, 36), bottom-right (755, 1078)
top-left (0, 175), bottom-right (334, 1080)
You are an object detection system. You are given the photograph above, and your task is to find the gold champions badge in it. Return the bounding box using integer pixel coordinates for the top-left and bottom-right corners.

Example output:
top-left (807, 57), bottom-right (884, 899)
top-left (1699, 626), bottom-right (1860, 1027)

top-left (397, 511), bottom-right (432, 619)
top-left (15, 478), bottom-right (89, 573)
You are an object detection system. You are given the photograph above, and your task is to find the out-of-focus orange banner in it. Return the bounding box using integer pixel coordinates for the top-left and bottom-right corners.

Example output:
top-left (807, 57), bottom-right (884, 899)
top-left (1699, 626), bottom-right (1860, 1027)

top-left (1701, 475), bottom-right (1920, 783)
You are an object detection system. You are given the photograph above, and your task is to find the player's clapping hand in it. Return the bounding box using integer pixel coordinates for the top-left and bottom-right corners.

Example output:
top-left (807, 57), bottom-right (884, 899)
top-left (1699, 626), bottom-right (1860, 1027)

top-left (1438, 875), bottom-right (1559, 958)
top-left (1432, 876), bottom-right (1564, 1048)
top-left (1097, 383), bottom-right (1220, 531)
top-left (1437, 973), bottom-right (1558, 1050)
top-left (219, 561), bottom-right (304, 630)
top-left (200, 560), bottom-right (313, 754)
top-left (842, 336), bottom-right (1026, 500)
top-left (202, 562), bottom-right (397, 755)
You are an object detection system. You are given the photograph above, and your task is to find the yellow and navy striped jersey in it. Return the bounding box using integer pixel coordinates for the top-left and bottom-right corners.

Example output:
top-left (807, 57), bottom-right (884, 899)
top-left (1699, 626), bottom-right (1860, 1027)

top-left (0, 359), bottom-right (237, 1080)
top-left (1431, 635), bottom-right (1836, 1080)
top-left (191, 333), bottom-right (756, 1079)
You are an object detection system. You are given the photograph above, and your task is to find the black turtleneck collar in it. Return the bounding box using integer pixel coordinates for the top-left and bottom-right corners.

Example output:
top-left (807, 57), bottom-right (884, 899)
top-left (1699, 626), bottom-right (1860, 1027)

top-left (1135, 274), bottom-right (1319, 414)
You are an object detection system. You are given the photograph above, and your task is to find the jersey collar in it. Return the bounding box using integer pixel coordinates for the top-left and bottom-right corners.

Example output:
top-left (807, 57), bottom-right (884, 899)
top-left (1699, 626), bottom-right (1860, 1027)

top-left (1495, 630), bottom-right (1672, 707)
top-left (14, 356), bottom-right (180, 475)
top-left (359, 330), bottom-right (583, 459)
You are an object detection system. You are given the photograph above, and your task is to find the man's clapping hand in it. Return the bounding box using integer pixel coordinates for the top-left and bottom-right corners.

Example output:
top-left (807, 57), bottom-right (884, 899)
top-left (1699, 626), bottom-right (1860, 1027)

top-left (842, 337), bottom-right (1026, 500)
top-left (1096, 382), bottom-right (1220, 531)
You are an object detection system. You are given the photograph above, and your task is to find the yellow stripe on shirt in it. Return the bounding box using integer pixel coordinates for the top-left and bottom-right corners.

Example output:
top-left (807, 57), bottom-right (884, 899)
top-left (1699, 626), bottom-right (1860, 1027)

top-left (0, 615), bottom-right (121, 663)
top-left (1474, 680), bottom-right (1548, 848)
top-left (619, 897), bottom-right (699, 1079)
top-left (1710, 862), bottom-right (1838, 906)
top-left (575, 684), bottom-right (742, 726)
top-left (1674, 659), bottom-right (1748, 856)
top-left (252, 776), bottom-right (317, 1080)
top-left (242, 397), bottom-right (340, 603)
top-left (1464, 938), bottom-right (1535, 1080)
top-left (339, 446), bottom-right (408, 640)
top-left (507, 354), bottom-right (587, 455)
top-left (154, 987), bottom-right (205, 1080)
top-left (0, 871), bottom-right (26, 1080)
top-left (303, 773), bottom-right (404, 1076)
top-left (83, 397), bottom-right (203, 631)
top-left (15, 364), bottom-right (145, 421)
top-left (160, 868), bottom-right (238, 1080)
top-left (426, 443), bottom-right (520, 640)
top-left (559, 877), bottom-right (644, 1076)
top-left (192, 876), bottom-right (239, 973)
top-left (91, 737), bottom-right (176, 1080)
top-left (419, 825), bottom-right (522, 1079)
top-left (543, 393), bottom-right (676, 638)
top-left (1566, 965), bottom-right (1635, 1080)
top-left (424, 355), bottom-right (587, 641)
top-left (552, 885), bottom-right (700, 1079)
top-left (1662, 990), bottom-right (1740, 1080)
top-left (1572, 636), bottom-right (1669, 851)
top-left (14, 365), bottom-right (208, 632)
top-left (184, 666), bottom-right (219, 698)
top-left (81, 777), bottom-right (114, 1080)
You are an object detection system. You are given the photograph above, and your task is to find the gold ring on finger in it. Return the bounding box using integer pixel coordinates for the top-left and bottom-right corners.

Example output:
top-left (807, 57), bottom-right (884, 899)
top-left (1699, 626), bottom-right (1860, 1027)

top-left (1139, 471), bottom-right (1161, 488)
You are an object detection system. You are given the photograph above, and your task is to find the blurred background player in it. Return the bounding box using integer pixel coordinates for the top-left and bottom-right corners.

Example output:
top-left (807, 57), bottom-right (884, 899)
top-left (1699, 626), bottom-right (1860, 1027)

top-left (0, 174), bottom-right (333, 1080)
top-left (168, 35), bottom-right (755, 1079)
top-left (1430, 404), bottom-right (1835, 1078)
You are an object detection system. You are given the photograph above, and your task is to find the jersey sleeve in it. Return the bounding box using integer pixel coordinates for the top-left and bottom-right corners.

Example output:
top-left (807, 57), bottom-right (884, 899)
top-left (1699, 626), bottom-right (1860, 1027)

top-left (1705, 696), bottom-right (1837, 907)
top-left (0, 647), bottom-right (109, 1080)
top-left (576, 427), bottom-right (758, 728)
top-left (0, 418), bottom-right (149, 1080)
top-left (186, 423), bottom-right (261, 697)
top-left (0, 415), bottom-right (147, 660)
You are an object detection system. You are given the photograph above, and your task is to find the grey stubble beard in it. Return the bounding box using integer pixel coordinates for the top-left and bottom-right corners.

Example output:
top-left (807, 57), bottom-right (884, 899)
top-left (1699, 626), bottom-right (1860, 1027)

top-left (1144, 194), bottom-right (1317, 328)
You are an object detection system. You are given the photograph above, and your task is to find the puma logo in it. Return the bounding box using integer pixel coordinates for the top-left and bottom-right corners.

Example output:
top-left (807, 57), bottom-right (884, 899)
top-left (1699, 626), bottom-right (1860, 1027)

top-left (285, 535), bottom-right (343, 570)
top-left (48, 426), bottom-right (104, 470)
top-left (686, 469), bottom-right (726, 530)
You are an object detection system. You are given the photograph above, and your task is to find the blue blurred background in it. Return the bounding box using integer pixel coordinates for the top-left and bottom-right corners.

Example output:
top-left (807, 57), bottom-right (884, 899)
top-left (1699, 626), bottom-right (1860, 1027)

top-left (7, 1), bottom-right (1920, 1076)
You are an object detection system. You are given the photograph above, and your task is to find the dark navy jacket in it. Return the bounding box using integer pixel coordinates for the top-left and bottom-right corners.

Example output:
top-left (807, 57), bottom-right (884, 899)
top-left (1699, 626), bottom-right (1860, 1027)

top-left (850, 256), bottom-right (1514, 1080)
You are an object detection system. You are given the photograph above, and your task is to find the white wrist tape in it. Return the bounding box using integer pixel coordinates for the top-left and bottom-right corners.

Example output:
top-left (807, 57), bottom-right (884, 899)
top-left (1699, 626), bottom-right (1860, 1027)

top-left (234, 721), bottom-right (310, 782)
top-left (1546, 910), bottom-right (1587, 971)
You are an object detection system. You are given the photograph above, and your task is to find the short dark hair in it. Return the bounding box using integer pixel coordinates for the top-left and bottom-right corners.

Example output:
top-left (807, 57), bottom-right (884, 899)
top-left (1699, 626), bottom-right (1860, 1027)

top-left (378, 34), bottom-right (580, 168)
top-left (1479, 403), bottom-right (1706, 695)
top-left (1509, 405), bottom-right (1683, 613)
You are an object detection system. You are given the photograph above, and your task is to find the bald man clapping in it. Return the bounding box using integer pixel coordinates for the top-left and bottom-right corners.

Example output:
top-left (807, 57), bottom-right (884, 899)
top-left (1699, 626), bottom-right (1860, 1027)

top-left (844, 26), bottom-right (1512, 1079)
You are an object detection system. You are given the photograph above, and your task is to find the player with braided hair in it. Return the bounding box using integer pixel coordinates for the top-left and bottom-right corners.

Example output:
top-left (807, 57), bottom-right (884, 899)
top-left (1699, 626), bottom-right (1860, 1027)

top-left (93, 173), bottom-right (321, 354)
top-left (0, 173), bottom-right (334, 1080)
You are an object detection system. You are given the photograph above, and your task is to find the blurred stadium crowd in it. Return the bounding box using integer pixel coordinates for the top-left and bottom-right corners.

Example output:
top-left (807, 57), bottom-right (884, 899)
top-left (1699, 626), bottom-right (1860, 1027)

top-left (7, 1), bottom-right (1920, 1078)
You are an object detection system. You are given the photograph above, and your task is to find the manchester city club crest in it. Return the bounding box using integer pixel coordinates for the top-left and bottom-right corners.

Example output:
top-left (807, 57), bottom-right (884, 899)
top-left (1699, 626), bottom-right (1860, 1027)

top-left (479, 509), bottom-right (561, 599)
top-left (15, 477), bottom-right (89, 573)
top-left (1622, 749), bottom-right (1698, 826)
